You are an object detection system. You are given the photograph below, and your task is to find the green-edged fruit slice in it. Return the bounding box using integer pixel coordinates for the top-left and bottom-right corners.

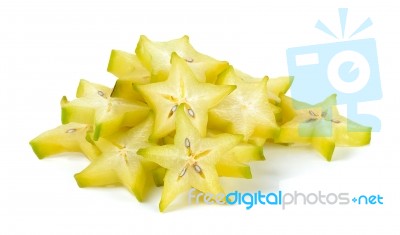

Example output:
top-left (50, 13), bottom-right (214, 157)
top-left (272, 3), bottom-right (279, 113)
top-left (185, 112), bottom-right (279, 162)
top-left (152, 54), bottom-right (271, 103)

top-left (74, 115), bottom-right (156, 201)
top-left (275, 94), bottom-right (372, 161)
top-left (29, 123), bottom-right (99, 161)
top-left (107, 50), bottom-right (151, 102)
top-left (138, 105), bottom-right (242, 211)
top-left (135, 35), bottom-right (229, 83)
top-left (208, 66), bottom-right (278, 146)
top-left (61, 79), bottom-right (149, 140)
top-left (135, 53), bottom-right (235, 140)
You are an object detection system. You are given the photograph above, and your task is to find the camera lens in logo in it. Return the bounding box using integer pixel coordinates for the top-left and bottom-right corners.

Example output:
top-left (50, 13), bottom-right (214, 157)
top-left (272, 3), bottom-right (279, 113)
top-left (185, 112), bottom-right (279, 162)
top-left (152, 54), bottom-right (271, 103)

top-left (327, 50), bottom-right (370, 94)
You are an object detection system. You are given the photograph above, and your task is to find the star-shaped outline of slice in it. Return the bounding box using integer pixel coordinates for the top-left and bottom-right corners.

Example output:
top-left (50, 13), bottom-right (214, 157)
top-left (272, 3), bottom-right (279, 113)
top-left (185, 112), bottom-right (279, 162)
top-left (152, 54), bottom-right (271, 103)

top-left (135, 53), bottom-right (235, 140)
top-left (137, 105), bottom-right (242, 211)
top-left (276, 94), bottom-right (371, 161)
top-left (74, 115), bottom-right (156, 201)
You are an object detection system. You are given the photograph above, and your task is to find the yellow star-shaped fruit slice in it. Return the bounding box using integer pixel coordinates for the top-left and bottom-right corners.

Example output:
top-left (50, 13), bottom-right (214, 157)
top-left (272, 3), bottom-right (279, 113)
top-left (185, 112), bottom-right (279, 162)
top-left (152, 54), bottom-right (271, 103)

top-left (135, 53), bottom-right (235, 140)
top-left (137, 106), bottom-right (242, 211)
top-left (275, 94), bottom-right (371, 161)
top-left (74, 115), bottom-right (156, 201)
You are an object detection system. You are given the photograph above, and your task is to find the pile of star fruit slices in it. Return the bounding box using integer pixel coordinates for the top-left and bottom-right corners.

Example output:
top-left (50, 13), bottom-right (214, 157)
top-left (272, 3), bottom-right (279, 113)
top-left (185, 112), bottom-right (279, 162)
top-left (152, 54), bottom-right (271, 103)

top-left (30, 35), bottom-right (371, 211)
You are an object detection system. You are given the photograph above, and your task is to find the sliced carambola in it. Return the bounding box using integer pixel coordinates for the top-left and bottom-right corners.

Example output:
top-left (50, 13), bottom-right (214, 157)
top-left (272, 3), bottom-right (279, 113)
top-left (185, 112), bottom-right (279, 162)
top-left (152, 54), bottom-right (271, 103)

top-left (135, 53), bottom-right (235, 140)
top-left (275, 94), bottom-right (371, 161)
top-left (29, 123), bottom-right (99, 161)
top-left (208, 66), bottom-right (278, 146)
top-left (138, 105), bottom-right (242, 211)
top-left (135, 35), bottom-right (229, 83)
top-left (61, 79), bottom-right (149, 140)
top-left (74, 115), bottom-right (156, 201)
top-left (107, 50), bottom-right (151, 102)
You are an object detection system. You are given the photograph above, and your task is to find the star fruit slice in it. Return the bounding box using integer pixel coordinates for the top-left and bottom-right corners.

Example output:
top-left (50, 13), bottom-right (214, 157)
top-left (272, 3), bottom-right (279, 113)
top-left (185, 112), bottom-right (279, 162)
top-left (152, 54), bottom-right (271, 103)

top-left (61, 79), bottom-right (149, 140)
top-left (137, 105), bottom-right (242, 211)
top-left (135, 35), bottom-right (229, 83)
top-left (107, 49), bottom-right (151, 102)
top-left (29, 122), bottom-right (99, 161)
top-left (208, 66), bottom-right (278, 146)
top-left (135, 53), bottom-right (235, 140)
top-left (74, 115), bottom-right (156, 201)
top-left (275, 94), bottom-right (372, 161)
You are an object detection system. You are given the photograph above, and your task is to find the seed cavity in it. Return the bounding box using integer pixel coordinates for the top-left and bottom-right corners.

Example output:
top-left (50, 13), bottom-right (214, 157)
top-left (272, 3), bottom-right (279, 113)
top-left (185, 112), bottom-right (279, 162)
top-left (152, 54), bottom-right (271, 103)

top-left (185, 58), bottom-right (194, 63)
top-left (304, 119), bottom-right (316, 123)
top-left (97, 90), bottom-right (105, 97)
top-left (168, 105), bottom-right (178, 118)
top-left (187, 108), bottom-right (195, 118)
top-left (193, 164), bottom-right (202, 173)
top-left (309, 110), bottom-right (318, 117)
top-left (65, 128), bottom-right (77, 133)
top-left (179, 167), bottom-right (187, 177)
top-left (185, 138), bottom-right (191, 148)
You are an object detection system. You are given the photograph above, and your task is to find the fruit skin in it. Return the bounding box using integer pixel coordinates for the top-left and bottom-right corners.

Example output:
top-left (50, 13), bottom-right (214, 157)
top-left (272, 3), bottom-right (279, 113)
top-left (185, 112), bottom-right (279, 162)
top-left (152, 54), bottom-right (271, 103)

top-left (135, 35), bottom-right (229, 83)
top-left (29, 123), bottom-right (99, 160)
top-left (61, 79), bottom-right (149, 140)
top-left (107, 50), bottom-right (151, 102)
top-left (275, 94), bottom-right (371, 161)
top-left (74, 115), bottom-right (157, 201)
top-left (208, 66), bottom-right (278, 146)
top-left (138, 105), bottom-right (242, 211)
top-left (135, 53), bottom-right (235, 140)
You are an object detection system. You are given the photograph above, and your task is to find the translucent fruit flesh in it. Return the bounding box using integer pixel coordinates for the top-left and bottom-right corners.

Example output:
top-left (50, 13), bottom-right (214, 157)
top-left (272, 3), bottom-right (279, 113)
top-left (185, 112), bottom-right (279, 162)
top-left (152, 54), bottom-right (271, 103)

top-left (275, 94), bottom-right (371, 161)
top-left (138, 106), bottom-right (242, 211)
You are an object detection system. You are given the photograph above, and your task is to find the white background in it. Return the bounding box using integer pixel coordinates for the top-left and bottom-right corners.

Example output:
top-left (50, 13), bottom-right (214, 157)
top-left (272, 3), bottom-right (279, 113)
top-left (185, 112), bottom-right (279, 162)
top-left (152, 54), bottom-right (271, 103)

top-left (1, 0), bottom-right (399, 234)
